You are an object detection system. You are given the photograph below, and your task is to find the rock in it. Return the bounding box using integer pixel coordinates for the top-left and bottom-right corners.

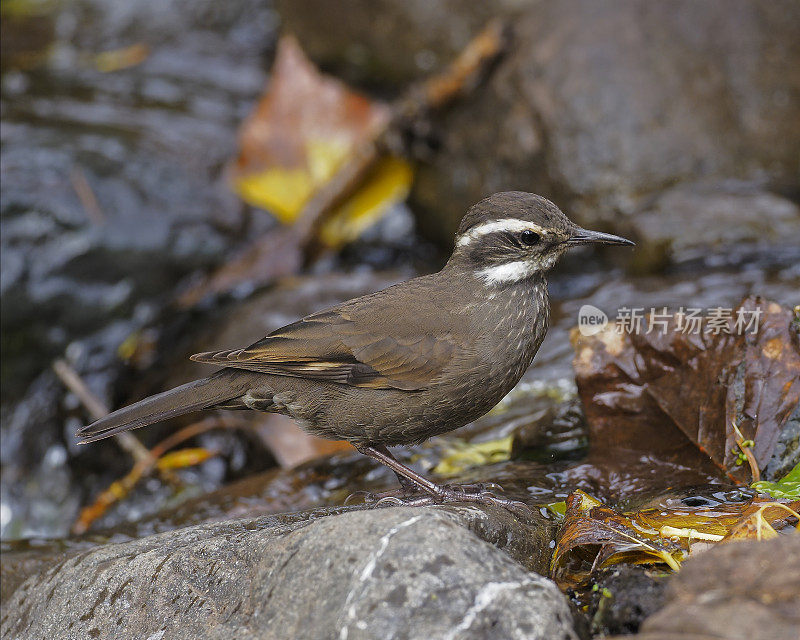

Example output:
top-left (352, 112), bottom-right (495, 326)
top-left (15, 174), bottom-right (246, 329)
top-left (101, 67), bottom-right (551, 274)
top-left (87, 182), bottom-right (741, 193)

top-left (1, 506), bottom-right (578, 640)
top-left (278, 0), bottom-right (800, 246)
top-left (764, 403), bottom-right (800, 482)
top-left (276, 0), bottom-right (504, 88)
top-left (629, 182), bottom-right (800, 272)
top-left (616, 535), bottom-right (800, 640)
top-left (0, 0), bottom-right (276, 400)
top-left (588, 566), bottom-right (669, 636)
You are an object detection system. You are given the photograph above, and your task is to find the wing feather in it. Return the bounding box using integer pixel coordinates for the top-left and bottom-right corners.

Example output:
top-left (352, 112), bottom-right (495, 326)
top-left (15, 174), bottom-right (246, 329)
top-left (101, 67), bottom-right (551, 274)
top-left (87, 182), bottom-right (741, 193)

top-left (190, 303), bottom-right (458, 391)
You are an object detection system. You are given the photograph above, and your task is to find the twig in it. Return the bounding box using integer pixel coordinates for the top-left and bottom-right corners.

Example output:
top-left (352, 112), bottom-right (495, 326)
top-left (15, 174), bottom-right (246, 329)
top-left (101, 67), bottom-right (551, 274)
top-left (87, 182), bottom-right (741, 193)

top-left (69, 168), bottom-right (106, 225)
top-left (52, 359), bottom-right (153, 466)
top-left (731, 420), bottom-right (760, 483)
top-left (71, 416), bottom-right (250, 534)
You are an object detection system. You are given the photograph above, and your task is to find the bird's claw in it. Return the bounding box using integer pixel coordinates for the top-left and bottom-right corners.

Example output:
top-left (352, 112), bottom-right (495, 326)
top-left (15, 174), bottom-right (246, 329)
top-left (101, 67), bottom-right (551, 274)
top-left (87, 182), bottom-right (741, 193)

top-left (344, 490), bottom-right (374, 505)
top-left (348, 481), bottom-right (530, 517)
top-left (442, 481), bottom-right (504, 495)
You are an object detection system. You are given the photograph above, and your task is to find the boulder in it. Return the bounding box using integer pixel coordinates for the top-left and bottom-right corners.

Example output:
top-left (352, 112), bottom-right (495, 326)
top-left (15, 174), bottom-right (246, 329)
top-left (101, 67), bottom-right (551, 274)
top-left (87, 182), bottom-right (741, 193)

top-left (616, 535), bottom-right (800, 640)
top-left (279, 0), bottom-right (800, 245)
top-left (1, 506), bottom-right (577, 640)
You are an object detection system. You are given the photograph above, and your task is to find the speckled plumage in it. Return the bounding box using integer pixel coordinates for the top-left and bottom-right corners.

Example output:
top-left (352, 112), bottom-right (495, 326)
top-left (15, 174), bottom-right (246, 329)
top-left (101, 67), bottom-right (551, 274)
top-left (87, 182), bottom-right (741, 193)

top-left (221, 267), bottom-right (549, 447)
top-left (78, 192), bottom-right (632, 474)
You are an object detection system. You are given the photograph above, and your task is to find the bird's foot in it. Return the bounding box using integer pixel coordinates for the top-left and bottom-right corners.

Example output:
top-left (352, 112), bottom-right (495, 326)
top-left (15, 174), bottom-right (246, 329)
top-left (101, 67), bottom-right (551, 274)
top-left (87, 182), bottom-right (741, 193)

top-left (344, 488), bottom-right (404, 505)
top-left (430, 483), bottom-right (531, 517)
top-left (345, 482), bottom-right (501, 504)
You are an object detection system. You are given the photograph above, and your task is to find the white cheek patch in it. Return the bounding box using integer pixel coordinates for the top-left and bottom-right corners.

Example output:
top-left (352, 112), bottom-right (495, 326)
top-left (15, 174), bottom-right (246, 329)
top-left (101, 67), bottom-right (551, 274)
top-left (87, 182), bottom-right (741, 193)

top-left (539, 253), bottom-right (559, 271)
top-left (476, 260), bottom-right (537, 284)
top-left (457, 219), bottom-right (546, 247)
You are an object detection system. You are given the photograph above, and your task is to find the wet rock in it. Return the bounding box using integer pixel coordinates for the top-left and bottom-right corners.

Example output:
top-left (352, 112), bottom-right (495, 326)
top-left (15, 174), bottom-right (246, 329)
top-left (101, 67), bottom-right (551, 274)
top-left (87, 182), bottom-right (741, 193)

top-left (0, 0), bottom-right (277, 399)
top-left (629, 182), bottom-right (800, 272)
top-left (588, 566), bottom-right (669, 637)
top-left (0, 371), bottom-right (81, 539)
top-left (1, 506), bottom-right (578, 640)
top-left (765, 403), bottom-right (800, 482)
top-left (276, 0), bottom-right (504, 88)
top-left (1, 0), bottom-right (281, 539)
top-left (278, 0), bottom-right (800, 246)
top-left (618, 535), bottom-right (800, 640)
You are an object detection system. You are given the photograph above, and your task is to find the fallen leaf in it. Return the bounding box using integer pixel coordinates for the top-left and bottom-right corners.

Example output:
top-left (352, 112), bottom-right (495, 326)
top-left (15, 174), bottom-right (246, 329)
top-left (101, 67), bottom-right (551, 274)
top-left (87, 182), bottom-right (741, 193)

top-left (751, 462), bottom-right (800, 499)
top-left (94, 43), bottom-right (149, 72)
top-left (552, 490), bottom-right (684, 588)
top-left (571, 297), bottom-right (800, 483)
top-left (156, 447), bottom-right (216, 470)
top-left (552, 489), bottom-right (799, 589)
top-left (230, 35), bottom-right (411, 248)
top-left (721, 500), bottom-right (799, 542)
top-left (432, 436), bottom-right (513, 476)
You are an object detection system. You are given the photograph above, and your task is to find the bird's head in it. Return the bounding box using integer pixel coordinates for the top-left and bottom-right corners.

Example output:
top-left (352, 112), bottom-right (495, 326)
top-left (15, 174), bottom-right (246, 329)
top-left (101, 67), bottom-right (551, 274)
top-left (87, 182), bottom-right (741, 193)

top-left (449, 191), bottom-right (633, 285)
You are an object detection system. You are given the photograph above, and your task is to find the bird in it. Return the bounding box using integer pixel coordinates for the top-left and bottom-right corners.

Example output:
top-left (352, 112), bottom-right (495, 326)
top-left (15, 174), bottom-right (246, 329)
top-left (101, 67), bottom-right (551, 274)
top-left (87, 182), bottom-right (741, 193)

top-left (77, 192), bottom-right (633, 509)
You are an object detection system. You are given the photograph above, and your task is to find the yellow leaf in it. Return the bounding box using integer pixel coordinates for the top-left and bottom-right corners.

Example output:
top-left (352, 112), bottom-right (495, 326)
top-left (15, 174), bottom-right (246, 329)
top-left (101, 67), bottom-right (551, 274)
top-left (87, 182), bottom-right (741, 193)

top-left (156, 448), bottom-right (216, 470)
top-left (433, 435), bottom-right (513, 476)
top-left (318, 156), bottom-right (414, 248)
top-left (234, 167), bottom-right (314, 222)
top-left (94, 43), bottom-right (149, 73)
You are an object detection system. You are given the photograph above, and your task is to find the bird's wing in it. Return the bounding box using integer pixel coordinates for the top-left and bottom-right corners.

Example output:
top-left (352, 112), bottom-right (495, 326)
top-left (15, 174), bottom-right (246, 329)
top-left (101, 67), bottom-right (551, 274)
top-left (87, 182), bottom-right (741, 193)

top-left (190, 290), bottom-right (460, 391)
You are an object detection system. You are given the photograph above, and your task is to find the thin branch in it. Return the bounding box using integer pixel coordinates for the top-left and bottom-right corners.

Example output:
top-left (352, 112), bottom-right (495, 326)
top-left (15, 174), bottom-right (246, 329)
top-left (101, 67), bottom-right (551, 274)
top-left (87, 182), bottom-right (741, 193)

top-left (52, 358), bottom-right (153, 466)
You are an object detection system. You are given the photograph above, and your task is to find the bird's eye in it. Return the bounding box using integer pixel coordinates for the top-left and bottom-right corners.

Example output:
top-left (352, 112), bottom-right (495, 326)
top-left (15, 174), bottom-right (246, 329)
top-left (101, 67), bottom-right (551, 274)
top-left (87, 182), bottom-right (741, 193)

top-left (520, 230), bottom-right (541, 246)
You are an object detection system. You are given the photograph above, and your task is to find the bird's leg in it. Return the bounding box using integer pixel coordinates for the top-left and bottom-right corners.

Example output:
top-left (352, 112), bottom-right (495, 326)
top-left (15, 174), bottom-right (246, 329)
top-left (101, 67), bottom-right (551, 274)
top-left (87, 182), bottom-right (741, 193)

top-left (356, 444), bottom-right (442, 497)
top-left (354, 444), bottom-right (529, 515)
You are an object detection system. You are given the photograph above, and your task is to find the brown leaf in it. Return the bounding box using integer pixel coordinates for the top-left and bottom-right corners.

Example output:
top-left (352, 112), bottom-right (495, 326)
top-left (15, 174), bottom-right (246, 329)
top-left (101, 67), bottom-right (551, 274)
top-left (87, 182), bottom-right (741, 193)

top-left (552, 490), bottom-right (799, 590)
top-left (230, 35), bottom-right (392, 221)
top-left (552, 491), bottom-right (683, 588)
top-left (572, 297), bottom-right (800, 483)
top-left (720, 500), bottom-right (799, 542)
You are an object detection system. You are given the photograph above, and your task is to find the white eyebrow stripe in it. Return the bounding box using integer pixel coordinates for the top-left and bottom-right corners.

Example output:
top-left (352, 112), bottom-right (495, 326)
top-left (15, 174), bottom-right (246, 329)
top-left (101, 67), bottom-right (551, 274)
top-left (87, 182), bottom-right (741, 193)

top-left (456, 219), bottom-right (546, 247)
top-left (475, 260), bottom-right (537, 284)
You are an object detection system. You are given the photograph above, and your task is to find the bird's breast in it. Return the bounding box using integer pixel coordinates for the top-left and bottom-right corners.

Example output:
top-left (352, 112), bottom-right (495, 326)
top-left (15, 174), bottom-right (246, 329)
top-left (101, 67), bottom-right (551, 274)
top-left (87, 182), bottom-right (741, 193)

top-left (436, 279), bottom-right (550, 414)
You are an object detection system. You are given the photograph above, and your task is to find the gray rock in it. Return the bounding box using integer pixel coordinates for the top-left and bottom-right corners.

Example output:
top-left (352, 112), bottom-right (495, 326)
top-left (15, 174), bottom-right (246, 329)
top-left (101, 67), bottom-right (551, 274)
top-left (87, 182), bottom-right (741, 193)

top-left (616, 535), bottom-right (800, 640)
top-left (629, 182), bottom-right (800, 272)
top-left (1, 506), bottom-right (577, 640)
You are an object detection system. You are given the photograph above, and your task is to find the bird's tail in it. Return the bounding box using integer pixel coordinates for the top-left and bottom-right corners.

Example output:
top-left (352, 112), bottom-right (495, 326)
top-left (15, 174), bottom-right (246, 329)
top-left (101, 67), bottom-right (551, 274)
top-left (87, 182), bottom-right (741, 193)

top-left (76, 369), bottom-right (254, 444)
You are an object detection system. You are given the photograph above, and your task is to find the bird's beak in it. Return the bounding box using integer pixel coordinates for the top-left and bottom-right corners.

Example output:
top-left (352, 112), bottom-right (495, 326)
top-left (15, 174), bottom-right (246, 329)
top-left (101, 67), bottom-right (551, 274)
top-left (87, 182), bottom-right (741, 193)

top-left (567, 227), bottom-right (635, 247)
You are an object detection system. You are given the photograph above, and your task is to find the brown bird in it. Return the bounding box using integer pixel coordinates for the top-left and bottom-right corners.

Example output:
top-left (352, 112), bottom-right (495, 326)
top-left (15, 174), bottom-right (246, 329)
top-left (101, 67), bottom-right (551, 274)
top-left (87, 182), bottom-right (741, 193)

top-left (78, 192), bottom-right (633, 508)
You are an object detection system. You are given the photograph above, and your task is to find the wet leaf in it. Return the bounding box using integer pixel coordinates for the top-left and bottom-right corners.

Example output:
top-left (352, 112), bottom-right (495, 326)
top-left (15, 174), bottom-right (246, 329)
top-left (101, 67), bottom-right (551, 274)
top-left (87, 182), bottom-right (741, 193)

top-left (156, 447), bottom-right (216, 470)
top-left (552, 490), bottom-right (684, 588)
top-left (552, 490), bottom-right (799, 588)
top-left (432, 436), bottom-right (513, 476)
top-left (230, 35), bottom-right (411, 248)
top-left (572, 297), bottom-right (800, 483)
top-left (94, 43), bottom-right (149, 72)
top-left (720, 501), bottom-right (799, 542)
top-left (751, 462), bottom-right (800, 499)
